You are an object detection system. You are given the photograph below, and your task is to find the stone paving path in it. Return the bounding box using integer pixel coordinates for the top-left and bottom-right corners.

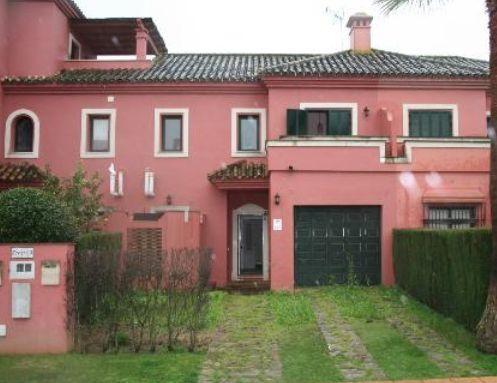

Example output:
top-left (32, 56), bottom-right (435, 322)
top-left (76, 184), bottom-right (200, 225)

top-left (367, 292), bottom-right (486, 377)
top-left (198, 294), bottom-right (281, 383)
top-left (311, 298), bottom-right (387, 382)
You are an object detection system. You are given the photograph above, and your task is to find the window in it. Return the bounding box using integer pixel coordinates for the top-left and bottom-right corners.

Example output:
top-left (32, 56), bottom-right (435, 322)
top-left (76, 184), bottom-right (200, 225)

top-left (154, 109), bottom-right (189, 158)
top-left (9, 261), bottom-right (35, 280)
top-left (161, 115), bottom-right (183, 152)
top-left (4, 109), bottom-right (40, 159)
top-left (287, 103), bottom-right (357, 136)
top-left (80, 109), bottom-right (116, 158)
top-left (231, 108), bottom-right (267, 157)
top-left (68, 34), bottom-right (81, 60)
top-left (423, 205), bottom-right (482, 229)
top-left (238, 114), bottom-right (260, 151)
top-left (403, 104), bottom-right (458, 137)
top-left (13, 116), bottom-right (34, 152)
top-left (89, 115), bottom-right (110, 152)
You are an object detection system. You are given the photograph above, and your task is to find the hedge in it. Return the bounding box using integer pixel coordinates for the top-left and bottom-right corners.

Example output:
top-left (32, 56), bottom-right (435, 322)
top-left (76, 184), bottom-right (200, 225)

top-left (76, 231), bottom-right (122, 254)
top-left (393, 229), bottom-right (491, 331)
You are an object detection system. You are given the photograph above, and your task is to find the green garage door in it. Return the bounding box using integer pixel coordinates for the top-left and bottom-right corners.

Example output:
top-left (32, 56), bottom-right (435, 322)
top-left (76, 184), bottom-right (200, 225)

top-left (295, 206), bottom-right (381, 286)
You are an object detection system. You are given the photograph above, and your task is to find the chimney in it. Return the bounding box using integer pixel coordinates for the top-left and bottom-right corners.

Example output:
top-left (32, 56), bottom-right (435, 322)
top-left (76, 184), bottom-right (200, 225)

top-left (347, 12), bottom-right (373, 52)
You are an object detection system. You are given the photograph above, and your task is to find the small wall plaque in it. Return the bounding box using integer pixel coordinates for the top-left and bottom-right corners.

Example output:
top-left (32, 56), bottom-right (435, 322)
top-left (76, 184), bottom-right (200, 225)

top-left (11, 248), bottom-right (34, 259)
top-left (0, 325), bottom-right (6, 337)
top-left (273, 218), bottom-right (283, 231)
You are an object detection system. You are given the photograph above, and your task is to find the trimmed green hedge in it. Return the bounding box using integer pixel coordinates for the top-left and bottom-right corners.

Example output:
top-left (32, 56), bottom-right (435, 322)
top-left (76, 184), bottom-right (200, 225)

top-left (76, 231), bottom-right (122, 254)
top-left (393, 229), bottom-right (491, 331)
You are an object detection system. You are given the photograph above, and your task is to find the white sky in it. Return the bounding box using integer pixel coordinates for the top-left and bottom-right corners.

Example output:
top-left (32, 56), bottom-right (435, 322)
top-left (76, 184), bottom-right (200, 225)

top-left (76, 0), bottom-right (489, 60)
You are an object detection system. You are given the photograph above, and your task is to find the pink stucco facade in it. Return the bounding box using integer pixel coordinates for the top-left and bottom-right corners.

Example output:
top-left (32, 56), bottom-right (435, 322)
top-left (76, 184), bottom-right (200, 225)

top-left (0, 244), bottom-right (73, 354)
top-left (0, 0), bottom-right (491, 291)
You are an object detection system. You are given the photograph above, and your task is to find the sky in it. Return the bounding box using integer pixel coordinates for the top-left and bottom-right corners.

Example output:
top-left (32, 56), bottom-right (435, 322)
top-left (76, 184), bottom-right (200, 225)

top-left (75, 0), bottom-right (489, 60)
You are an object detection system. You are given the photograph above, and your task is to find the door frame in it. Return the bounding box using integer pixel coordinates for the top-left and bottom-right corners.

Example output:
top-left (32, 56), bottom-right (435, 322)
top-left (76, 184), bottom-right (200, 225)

top-left (232, 203), bottom-right (269, 281)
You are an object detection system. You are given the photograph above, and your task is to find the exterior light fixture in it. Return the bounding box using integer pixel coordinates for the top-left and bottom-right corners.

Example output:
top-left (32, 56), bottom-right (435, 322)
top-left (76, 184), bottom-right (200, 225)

top-left (363, 106), bottom-right (370, 117)
top-left (274, 193), bottom-right (281, 205)
top-left (166, 194), bottom-right (172, 205)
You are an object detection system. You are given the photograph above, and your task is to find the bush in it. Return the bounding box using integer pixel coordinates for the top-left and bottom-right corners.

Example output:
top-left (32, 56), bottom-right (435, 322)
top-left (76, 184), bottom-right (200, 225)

top-left (393, 229), bottom-right (491, 331)
top-left (0, 188), bottom-right (77, 243)
top-left (76, 232), bottom-right (122, 254)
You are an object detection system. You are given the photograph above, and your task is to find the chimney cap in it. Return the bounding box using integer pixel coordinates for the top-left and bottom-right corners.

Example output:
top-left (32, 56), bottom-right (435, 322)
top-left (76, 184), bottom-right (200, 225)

top-left (346, 12), bottom-right (373, 28)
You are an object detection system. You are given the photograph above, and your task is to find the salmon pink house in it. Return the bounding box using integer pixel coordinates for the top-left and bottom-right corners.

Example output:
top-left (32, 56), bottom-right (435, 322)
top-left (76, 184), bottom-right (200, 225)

top-left (0, 0), bottom-right (491, 290)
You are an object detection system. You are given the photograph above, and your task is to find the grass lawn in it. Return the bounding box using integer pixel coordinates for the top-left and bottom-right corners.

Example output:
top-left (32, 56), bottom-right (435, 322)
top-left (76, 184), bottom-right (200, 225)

top-left (2, 287), bottom-right (497, 383)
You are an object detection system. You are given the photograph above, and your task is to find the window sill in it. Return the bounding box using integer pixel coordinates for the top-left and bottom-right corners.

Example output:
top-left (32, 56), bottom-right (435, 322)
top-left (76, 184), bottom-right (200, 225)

top-left (81, 152), bottom-right (115, 159)
top-left (154, 152), bottom-right (189, 158)
top-left (5, 152), bottom-right (38, 159)
top-left (231, 151), bottom-right (266, 158)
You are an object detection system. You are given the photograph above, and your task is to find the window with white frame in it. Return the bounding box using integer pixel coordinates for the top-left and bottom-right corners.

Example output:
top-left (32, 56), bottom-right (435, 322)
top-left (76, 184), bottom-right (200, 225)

top-left (231, 108), bottom-right (266, 157)
top-left (68, 34), bottom-right (82, 60)
top-left (80, 109), bottom-right (116, 158)
top-left (403, 104), bottom-right (458, 137)
top-left (4, 109), bottom-right (40, 159)
top-left (154, 109), bottom-right (189, 157)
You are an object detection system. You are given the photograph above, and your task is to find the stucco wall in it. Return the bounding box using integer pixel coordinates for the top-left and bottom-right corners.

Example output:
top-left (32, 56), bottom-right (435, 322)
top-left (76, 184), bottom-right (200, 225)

top-left (0, 244), bottom-right (73, 354)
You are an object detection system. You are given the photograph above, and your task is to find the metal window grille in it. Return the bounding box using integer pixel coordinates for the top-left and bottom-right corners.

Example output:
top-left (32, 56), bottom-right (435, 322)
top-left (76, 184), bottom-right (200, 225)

top-left (423, 204), bottom-right (484, 229)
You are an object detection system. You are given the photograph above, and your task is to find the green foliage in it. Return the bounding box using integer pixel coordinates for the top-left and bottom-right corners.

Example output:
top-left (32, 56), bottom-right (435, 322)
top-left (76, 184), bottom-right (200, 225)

top-left (43, 163), bottom-right (106, 236)
top-left (375, 0), bottom-right (441, 14)
top-left (393, 229), bottom-right (491, 331)
top-left (0, 188), bottom-right (77, 243)
top-left (267, 292), bottom-right (315, 326)
top-left (76, 232), bottom-right (122, 254)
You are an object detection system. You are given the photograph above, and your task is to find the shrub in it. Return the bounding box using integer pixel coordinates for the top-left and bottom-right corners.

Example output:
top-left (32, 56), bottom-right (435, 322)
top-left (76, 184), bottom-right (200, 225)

top-left (393, 229), bottom-right (491, 331)
top-left (76, 232), bottom-right (122, 254)
top-left (0, 188), bottom-right (77, 243)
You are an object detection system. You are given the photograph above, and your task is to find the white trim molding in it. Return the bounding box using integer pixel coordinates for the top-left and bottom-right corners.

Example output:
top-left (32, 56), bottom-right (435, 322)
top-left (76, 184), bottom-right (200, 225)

top-left (231, 108), bottom-right (267, 157)
top-left (154, 108), bottom-right (189, 158)
top-left (267, 136), bottom-right (388, 163)
top-left (299, 102), bottom-right (359, 136)
top-left (398, 137), bottom-right (490, 163)
top-left (231, 203), bottom-right (269, 281)
top-left (402, 104), bottom-right (459, 137)
top-left (4, 109), bottom-right (41, 159)
top-left (68, 33), bottom-right (82, 60)
top-left (151, 205), bottom-right (191, 223)
top-left (80, 108), bottom-right (116, 158)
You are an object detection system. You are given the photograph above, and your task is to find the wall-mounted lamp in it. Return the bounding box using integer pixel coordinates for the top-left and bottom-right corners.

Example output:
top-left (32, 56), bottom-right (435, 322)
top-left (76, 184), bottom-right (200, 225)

top-left (363, 106), bottom-right (370, 117)
top-left (274, 193), bottom-right (281, 206)
top-left (166, 194), bottom-right (173, 206)
top-left (288, 165), bottom-right (294, 172)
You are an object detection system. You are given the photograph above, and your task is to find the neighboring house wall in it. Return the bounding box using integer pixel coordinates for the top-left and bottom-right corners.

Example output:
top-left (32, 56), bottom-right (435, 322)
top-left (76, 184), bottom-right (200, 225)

top-left (6, 0), bottom-right (69, 77)
top-left (0, 244), bottom-right (73, 354)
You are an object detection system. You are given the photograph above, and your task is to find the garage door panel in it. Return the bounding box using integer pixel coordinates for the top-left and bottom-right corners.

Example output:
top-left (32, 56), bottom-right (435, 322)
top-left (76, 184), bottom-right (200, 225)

top-left (295, 206), bottom-right (381, 286)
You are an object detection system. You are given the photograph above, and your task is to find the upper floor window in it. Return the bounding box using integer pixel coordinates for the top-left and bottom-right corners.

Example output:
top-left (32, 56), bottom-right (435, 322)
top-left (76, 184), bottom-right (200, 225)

top-left (4, 109), bottom-right (40, 159)
top-left (231, 108), bottom-right (267, 157)
top-left (287, 103), bottom-right (357, 136)
top-left (80, 109), bottom-right (116, 158)
top-left (161, 115), bottom-right (183, 152)
top-left (154, 109), bottom-right (189, 158)
top-left (403, 104), bottom-right (458, 137)
top-left (238, 114), bottom-right (260, 152)
top-left (423, 204), bottom-right (482, 229)
top-left (68, 34), bottom-right (81, 60)
top-left (13, 116), bottom-right (34, 152)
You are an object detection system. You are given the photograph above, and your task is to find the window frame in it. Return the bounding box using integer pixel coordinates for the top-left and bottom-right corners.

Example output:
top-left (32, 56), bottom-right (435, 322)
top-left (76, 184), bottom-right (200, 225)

top-left (403, 104), bottom-right (459, 137)
top-left (231, 108), bottom-right (267, 157)
top-left (9, 261), bottom-right (35, 280)
top-left (154, 108), bottom-right (189, 158)
top-left (4, 109), bottom-right (40, 159)
top-left (298, 103), bottom-right (358, 136)
top-left (80, 109), bottom-right (116, 158)
top-left (68, 33), bottom-right (82, 60)
top-left (237, 114), bottom-right (261, 152)
top-left (423, 204), bottom-right (483, 229)
top-left (160, 114), bottom-right (184, 153)
top-left (88, 114), bottom-right (111, 153)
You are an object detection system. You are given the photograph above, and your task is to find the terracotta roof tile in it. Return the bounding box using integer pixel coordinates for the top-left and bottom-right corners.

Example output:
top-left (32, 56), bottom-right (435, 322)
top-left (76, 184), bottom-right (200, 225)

top-left (208, 161), bottom-right (268, 182)
top-left (0, 163), bottom-right (45, 184)
top-left (3, 49), bottom-right (487, 85)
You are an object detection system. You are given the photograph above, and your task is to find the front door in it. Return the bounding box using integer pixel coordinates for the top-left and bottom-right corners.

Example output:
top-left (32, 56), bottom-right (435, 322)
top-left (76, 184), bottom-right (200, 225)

top-left (238, 215), bottom-right (263, 276)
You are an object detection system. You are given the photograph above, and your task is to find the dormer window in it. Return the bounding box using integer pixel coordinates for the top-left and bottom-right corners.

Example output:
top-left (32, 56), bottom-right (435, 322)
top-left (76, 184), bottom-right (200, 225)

top-left (4, 109), bottom-right (40, 159)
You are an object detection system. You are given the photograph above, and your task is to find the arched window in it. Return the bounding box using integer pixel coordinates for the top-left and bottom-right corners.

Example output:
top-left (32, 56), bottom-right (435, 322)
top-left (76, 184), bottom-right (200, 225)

top-left (4, 109), bottom-right (40, 158)
top-left (13, 116), bottom-right (34, 152)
